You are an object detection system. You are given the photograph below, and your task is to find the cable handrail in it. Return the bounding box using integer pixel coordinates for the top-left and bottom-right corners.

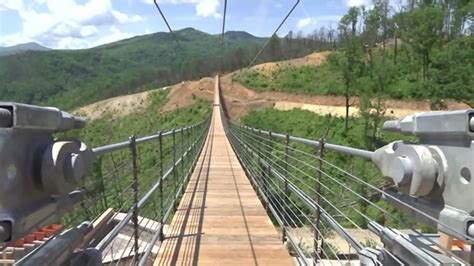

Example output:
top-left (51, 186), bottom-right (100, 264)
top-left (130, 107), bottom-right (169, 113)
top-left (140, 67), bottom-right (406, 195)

top-left (222, 108), bottom-right (468, 264)
top-left (228, 120), bottom-right (374, 160)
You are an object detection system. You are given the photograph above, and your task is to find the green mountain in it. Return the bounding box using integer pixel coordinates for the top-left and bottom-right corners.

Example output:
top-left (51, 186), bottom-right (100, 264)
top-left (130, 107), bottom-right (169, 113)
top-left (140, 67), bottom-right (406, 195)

top-left (0, 28), bottom-right (264, 110)
top-left (224, 31), bottom-right (259, 40)
top-left (0, 42), bottom-right (50, 57)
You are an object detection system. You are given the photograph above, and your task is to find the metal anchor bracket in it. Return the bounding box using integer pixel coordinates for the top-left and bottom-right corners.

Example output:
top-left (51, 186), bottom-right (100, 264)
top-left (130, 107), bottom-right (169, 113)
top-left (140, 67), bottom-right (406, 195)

top-left (0, 102), bottom-right (92, 245)
top-left (372, 109), bottom-right (474, 242)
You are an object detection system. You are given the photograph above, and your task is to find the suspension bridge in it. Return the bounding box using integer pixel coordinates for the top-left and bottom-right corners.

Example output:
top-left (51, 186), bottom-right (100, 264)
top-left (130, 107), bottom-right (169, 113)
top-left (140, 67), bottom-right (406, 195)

top-left (154, 77), bottom-right (292, 265)
top-left (1, 76), bottom-right (474, 265)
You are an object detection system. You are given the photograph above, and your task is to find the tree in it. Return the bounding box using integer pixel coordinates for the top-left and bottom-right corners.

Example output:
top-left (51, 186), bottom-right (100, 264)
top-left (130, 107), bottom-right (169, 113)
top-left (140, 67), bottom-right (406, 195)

top-left (267, 34), bottom-right (282, 60)
top-left (284, 31), bottom-right (294, 58)
top-left (327, 24), bottom-right (337, 49)
top-left (337, 6), bottom-right (365, 131)
top-left (428, 35), bottom-right (474, 106)
top-left (401, 3), bottom-right (444, 80)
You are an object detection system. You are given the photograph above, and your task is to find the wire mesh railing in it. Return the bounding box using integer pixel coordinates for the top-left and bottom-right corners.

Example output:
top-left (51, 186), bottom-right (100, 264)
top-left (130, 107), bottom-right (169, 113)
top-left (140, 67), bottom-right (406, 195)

top-left (13, 113), bottom-right (212, 265)
top-left (224, 117), bottom-right (470, 265)
top-left (8, 74), bottom-right (474, 265)
top-left (91, 116), bottom-right (211, 265)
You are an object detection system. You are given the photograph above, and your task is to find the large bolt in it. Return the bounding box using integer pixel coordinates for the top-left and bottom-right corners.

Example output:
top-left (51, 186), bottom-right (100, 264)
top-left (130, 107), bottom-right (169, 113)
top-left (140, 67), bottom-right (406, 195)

top-left (469, 116), bottom-right (474, 132)
top-left (64, 153), bottom-right (85, 183)
top-left (391, 156), bottom-right (413, 187)
top-left (0, 221), bottom-right (11, 242)
top-left (0, 108), bottom-right (12, 128)
top-left (468, 222), bottom-right (474, 237)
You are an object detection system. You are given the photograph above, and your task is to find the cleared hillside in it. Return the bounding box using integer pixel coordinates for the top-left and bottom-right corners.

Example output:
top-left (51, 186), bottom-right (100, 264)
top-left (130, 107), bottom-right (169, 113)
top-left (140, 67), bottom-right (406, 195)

top-left (75, 52), bottom-right (468, 123)
top-left (234, 37), bottom-right (473, 109)
top-left (75, 77), bottom-right (215, 120)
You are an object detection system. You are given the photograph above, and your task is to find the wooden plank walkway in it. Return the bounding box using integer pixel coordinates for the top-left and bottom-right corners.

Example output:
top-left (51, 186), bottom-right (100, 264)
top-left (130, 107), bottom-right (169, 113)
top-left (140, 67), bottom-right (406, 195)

top-left (154, 77), bottom-right (292, 265)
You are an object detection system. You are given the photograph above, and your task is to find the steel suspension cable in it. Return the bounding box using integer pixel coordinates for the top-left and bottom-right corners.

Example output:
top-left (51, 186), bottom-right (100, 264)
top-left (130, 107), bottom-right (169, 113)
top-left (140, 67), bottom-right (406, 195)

top-left (229, 128), bottom-right (402, 251)
top-left (229, 128), bottom-right (377, 250)
top-left (247, 0), bottom-right (300, 68)
top-left (233, 136), bottom-right (335, 263)
top-left (153, 0), bottom-right (180, 47)
top-left (230, 124), bottom-right (466, 261)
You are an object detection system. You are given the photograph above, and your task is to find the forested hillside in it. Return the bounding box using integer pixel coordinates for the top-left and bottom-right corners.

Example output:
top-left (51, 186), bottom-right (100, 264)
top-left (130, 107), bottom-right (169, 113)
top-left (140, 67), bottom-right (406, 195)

top-left (235, 0), bottom-right (472, 230)
top-left (0, 28), bottom-right (265, 110)
top-left (0, 25), bottom-right (338, 111)
top-left (235, 0), bottom-right (473, 131)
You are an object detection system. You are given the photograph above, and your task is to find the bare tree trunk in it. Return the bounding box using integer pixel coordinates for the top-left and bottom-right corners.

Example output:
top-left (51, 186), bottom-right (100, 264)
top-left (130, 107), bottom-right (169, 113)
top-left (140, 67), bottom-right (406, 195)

top-left (394, 35), bottom-right (398, 65)
top-left (345, 87), bottom-right (350, 131)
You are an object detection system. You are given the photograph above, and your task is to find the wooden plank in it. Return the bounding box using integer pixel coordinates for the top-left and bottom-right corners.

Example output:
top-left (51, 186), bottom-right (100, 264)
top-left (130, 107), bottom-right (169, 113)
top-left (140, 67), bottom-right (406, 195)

top-left (154, 77), bottom-right (292, 265)
top-left (0, 259), bottom-right (15, 266)
top-left (438, 232), bottom-right (453, 255)
top-left (81, 208), bottom-right (115, 246)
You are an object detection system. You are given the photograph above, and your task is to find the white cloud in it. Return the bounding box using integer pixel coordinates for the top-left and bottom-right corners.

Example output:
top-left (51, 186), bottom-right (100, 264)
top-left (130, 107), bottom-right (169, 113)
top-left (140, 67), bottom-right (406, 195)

top-left (80, 26), bottom-right (99, 38)
top-left (56, 37), bottom-right (91, 49)
top-left (195, 0), bottom-right (219, 18)
top-left (346, 0), bottom-right (371, 7)
top-left (142, 0), bottom-right (221, 18)
top-left (92, 26), bottom-right (133, 47)
top-left (297, 17), bottom-right (316, 28)
top-left (112, 10), bottom-right (144, 23)
top-left (0, 0), bottom-right (23, 11)
top-left (0, 0), bottom-right (144, 48)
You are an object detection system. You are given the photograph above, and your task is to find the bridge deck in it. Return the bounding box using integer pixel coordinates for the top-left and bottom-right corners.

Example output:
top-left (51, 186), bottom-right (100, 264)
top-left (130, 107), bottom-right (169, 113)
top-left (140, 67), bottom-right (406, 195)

top-left (154, 77), bottom-right (292, 265)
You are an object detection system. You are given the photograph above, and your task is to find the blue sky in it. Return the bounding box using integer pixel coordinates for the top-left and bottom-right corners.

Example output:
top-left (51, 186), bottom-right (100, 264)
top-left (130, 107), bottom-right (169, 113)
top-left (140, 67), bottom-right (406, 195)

top-left (0, 0), bottom-right (380, 49)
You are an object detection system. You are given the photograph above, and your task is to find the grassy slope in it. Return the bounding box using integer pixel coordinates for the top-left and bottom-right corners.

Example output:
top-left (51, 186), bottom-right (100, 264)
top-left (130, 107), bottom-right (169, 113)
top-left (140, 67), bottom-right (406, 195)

top-left (234, 63), bottom-right (344, 95)
top-left (65, 89), bottom-right (210, 147)
top-left (62, 89), bottom-right (211, 225)
top-left (233, 39), bottom-right (473, 103)
top-left (241, 108), bottom-right (416, 229)
top-left (0, 28), bottom-right (263, 110)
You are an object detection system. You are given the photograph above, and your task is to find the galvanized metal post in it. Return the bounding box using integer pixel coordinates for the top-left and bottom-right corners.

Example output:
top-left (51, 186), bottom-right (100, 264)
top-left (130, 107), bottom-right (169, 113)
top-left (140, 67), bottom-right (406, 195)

top-left (314, 137), bottom-right (325, 264)
top-left (181, 127), bottom-right (185, 186)
top-left (158, 131), bottom-right (164, 240)
top-left (188, 126), bottom-right (194, 170)
top-left (172, 129), bottom-right (177, 211)
top-left (110, 153), bottom-right (123, 207)
top-left (264, 131), bottom-right (273, 212)
top-left (257, 129), bottom-right (263, 185)
top-left (190, 125), bottom-right (194, 174)
top-left (189, 125), bottom-right (194, 174)
top-left (282, 133), bottom-right (290, 242)
top-left (129, 135), bottom-right (139, 259)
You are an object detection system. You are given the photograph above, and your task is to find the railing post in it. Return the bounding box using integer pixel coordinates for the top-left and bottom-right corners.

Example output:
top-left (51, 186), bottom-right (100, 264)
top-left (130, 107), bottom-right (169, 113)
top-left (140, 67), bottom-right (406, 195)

top-left (181, 127), bottom-right (185, 185)
top-left (192, 125), bottom-right (195, 166)
top-left (314, 137), bottom-right (325, 264)
top-left (129, 135), bottom-right (139, 260)
top-left (188, 125), bottom-right (196, 174)
top-left (158, 131), bottom-right (164, 241)
top-left (190, 125), bottom-right (195, 174)
top-left (110, 153), bottom-right (124, 207)
top-left (261, 131), bottom-right (272, 212)
top-left (172, 129), bottom-right (178, 211)
top-left (282, 133), bottom-right (290, 243)
top-left (252, 129), bottom-right (265, 189)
